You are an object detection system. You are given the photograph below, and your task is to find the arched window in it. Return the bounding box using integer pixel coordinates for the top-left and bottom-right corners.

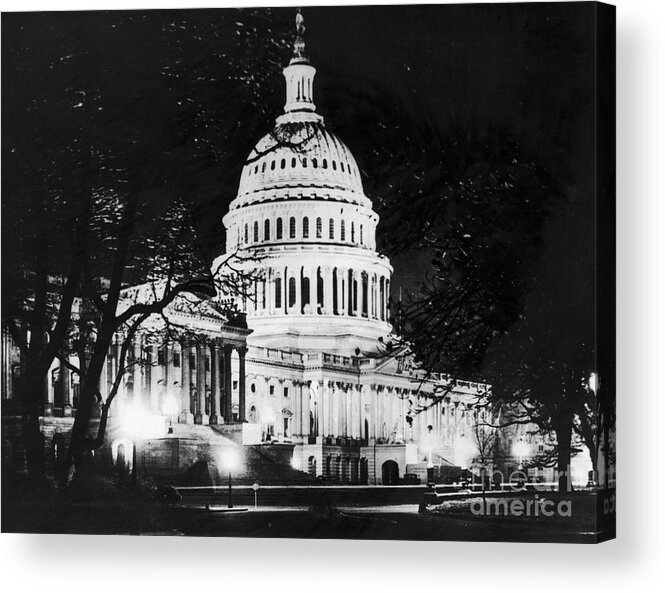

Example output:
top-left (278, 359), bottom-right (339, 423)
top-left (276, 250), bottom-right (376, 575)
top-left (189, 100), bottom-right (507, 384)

top-left (253, 221), bottom-right (259, 243)
top-left (317, 268), bottom-right (324, 312)
top-left (244, 223), bottom-right (248, 244)
top-left (316, 217), bottom-right (322, 238)
top-left (341, 162), bottom-right (345, 172)
top-left (380, 277), bottom-right (385, 321)
top-left (351, 222), bottom-right (355, 243)
top-left (288, 277), bottom-right (296, 308)
top-left (289, 217), bottom-right (296, 239)
top-left (275, 277), bottom-right (282, 308)
top-left (280, 158), bottom-right (286, 169)
top-left (291, 157), bottom-right (296, 168)
top-left (254, 165), bottom-right (258, 174)
top-left (249, 405), bottom-right (258, 423)
top-left (301, 276), bottom-right (310, 313)
top-left (332, 160), bottom-right (337, 171)
top-left (360, 224), bottom-right (363, 245)
top-left (264, 219), bottom-right (270, 241)
top-left (302, 158), bottom-right (308, 168)
top-left (312, 158), bottom-right (318, 169)
top-left (270, 160), bottom-right (275, 170)
top-left (262, 162), bottom-right (266, 173)
top-left (322, 158), bottom-right (328, 169)
top-left (276, 217), bottom-right (283, 240)
top-left (303, 217), bottom-right (309, 238)
top-left (341, 220), bottom-right (346, 241)
top-left (329, 218), bottom-right (335, 239)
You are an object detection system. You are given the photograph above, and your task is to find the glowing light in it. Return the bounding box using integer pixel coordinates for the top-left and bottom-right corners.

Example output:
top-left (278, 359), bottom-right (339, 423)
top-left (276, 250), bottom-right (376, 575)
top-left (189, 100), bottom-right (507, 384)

top-left (162, 392), bottom-right (178, 417)
top-left (263, 406), bottom-right (276, 423)
top-left (120, 402), bottom-right (165, 439)
top-left (219, 447), bottom-right (241, 472)
top-left (290, 455), bottom-right (299, 470)
top-left (512, 439), bottom-right (530, 460)
top-left (589, 372), bottom-right (598, 394)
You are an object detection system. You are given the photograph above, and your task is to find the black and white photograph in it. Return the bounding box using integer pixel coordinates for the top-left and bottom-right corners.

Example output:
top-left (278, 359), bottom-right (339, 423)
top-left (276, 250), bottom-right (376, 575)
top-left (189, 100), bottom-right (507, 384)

top-left (2, 1), bottom-right (616, 546)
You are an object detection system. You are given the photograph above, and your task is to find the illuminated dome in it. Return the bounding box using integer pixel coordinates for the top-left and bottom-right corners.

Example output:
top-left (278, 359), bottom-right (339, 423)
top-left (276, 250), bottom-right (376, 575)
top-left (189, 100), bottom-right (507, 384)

top-left (232, 122), bottom-right (369, 210)
top-left (220, 11), bottom-right (392, 355)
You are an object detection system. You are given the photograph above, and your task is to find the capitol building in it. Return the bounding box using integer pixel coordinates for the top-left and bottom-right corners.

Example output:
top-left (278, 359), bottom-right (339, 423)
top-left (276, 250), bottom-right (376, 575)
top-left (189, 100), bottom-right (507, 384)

top-left (2, 15), bottom-right (487, 486)
top-left (205, 16), bottom-right (485, 484)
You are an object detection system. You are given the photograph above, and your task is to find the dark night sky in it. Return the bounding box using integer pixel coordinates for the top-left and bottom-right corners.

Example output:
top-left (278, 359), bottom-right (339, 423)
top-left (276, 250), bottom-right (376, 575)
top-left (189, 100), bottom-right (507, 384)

top-left (2, 3), bottom-right (597, 306)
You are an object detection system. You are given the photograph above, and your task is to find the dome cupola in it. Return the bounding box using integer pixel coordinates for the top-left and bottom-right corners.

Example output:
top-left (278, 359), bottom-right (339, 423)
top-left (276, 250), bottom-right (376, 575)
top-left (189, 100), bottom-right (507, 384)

top-left (220, 10), bottom-right (393, 356)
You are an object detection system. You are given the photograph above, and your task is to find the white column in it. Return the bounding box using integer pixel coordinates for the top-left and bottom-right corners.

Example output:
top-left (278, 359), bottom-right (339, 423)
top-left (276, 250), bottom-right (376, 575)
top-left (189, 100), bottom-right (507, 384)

top-left (330, 383), bottom-right (338, 437)
top-left (301, 382), bottom-right (310, 440)
top-left (337, 383), bottom-right (344, 437)
top-left (292, 380), bottom-right (300, 437)
top-left (323, 267), bottom-right (333, 314)
top-left (150, 345), bottom-right (160, 412)
top-left (266, 268), bottom-right (273, 314)
top-left (386, 279), bottom-right (391, 320)
top-left (370, 386), bottom-right (377, 440)
top-left (295, 270), bottom-right (302, 313)
top-left (132, 337), bottom-right (143, 405)
top-left (307, 267), bottom-right (315, 313)
top-left (358, 386), bottom-right (363, 439)
top-left (359, 271), bottom-right (366, 317)
top-left (372, 276), bottom-right (377, 319)
top-left (348, 386), bottom-right (354, 438)
top-left (316, 381), bottom-right (324, 440)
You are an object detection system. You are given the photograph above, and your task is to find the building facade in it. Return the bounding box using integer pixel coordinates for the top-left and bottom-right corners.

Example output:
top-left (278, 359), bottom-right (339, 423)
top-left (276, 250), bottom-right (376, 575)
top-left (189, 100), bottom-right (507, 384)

top-left (2, 15), bottom-right (488, 485)
top-left (210, 16), bottom-right (486, 484)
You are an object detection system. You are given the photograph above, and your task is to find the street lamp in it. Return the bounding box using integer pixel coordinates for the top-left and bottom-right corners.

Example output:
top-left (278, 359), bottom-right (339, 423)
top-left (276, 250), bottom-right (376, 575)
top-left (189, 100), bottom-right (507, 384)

top-left (512, 438), bottom-right (530, 471)
top-left (425, 425), bottom-right (435, 486)
top-left (123, 402), bottom-right (149, 485)
top-left (589, 372), bottom-right (598, 394)
top-left (162, 391), bottom-right (178, 435)
top-left (219, 447), bottom-right (240, 508)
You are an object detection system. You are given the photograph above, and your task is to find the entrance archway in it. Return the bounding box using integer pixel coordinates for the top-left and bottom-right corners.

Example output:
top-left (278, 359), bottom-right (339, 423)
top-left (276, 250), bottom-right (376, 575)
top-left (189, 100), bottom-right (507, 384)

top-left (381, 460), bottom-right (399, 485)
top-left (351, 457), bottom-right (359, 483)
top-left (360, 458), bottom-right (369, 484)
top-left (248, 405), bottom-right (258, 423)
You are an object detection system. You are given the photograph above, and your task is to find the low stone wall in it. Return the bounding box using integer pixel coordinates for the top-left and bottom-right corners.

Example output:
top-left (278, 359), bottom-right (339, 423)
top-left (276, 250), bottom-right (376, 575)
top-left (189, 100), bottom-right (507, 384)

top-left (177, 484), bottom-right (427, 507)
top-left (2, 415), bottom-right (76, 475)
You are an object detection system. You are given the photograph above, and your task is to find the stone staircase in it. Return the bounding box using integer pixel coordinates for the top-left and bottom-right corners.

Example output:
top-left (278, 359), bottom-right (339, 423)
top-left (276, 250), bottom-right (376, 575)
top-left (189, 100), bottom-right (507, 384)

top-left (209, 424), bottom-right (315, 484)
top-left (232, 443), bottom-right (316, 485)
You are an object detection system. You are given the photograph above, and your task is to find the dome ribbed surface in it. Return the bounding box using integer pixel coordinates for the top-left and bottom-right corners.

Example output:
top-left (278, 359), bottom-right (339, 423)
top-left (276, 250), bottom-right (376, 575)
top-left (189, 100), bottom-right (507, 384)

top-left (231, 121), bottom-right (369, 210)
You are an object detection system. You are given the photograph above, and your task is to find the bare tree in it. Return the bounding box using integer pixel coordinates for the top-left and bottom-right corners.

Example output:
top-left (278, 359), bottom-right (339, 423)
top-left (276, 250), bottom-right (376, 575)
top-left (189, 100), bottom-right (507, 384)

top-left (1, 9), bottom-right (288, 478)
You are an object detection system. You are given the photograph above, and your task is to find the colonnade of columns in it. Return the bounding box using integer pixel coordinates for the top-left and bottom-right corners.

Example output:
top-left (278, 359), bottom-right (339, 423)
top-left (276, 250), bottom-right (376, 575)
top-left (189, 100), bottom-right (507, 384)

top-left (248, 265), bottom-right (390, 321)
top-left (99, 334), bottom-right (247, 426)
top-left (244, 374), bottom-right (463, 447)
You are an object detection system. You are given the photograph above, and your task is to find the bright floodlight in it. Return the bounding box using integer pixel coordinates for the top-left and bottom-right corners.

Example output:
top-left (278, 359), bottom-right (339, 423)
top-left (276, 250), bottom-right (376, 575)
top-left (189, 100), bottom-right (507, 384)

top-left (124, 402), bottom-right (147, 438)
top-left (263, 406), bottom-right (276, 423)
top-left (220, 447), bottom-right (240, 472)
top-left (162, 392), bottom-right (178, 417)
top-left (512, 439), bottom-right (530, 459)
top-left (290, 455), bottom-right (299, 470)
top-left (589, 372), bottom-right (598, 393)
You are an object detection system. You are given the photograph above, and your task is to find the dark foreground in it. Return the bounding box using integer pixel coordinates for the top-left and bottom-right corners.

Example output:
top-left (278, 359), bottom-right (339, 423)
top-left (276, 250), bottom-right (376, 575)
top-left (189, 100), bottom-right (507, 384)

top-left (2, 501), bottom-right (604, 543)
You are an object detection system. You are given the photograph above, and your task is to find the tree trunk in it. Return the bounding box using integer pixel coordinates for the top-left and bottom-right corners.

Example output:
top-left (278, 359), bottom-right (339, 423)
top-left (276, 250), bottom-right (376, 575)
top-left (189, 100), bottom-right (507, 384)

top-left (66, 378), bottom-right (99, 475)
top-left (21, 397), bottom-right (44, 477)
top-left (65, 344), bottom-right (112, 477)
top-left (602, 421), bottom-right (612, 490)
top-left (554, 422), bottom-right (573, 493)
top-left (19, 368), bottom-right (47, 477)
